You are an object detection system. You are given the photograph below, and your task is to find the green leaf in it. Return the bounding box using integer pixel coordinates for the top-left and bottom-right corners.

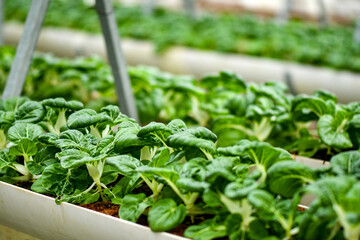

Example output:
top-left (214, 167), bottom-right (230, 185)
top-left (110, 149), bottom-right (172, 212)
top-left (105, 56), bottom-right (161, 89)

top-left (42, 163), bottom-right (91, 195)
top-left (7, 123), bottom-right (43, 143)
top-left (55, 129), bottom-right (91, 151)
top-left (330, 151), bottom-right (360, 178)
top-left (313, 89), bottom-right (337, 103)
top-left (106, 155), bottom-right (141, 177)
top-left (38, 133), bottom-right (59, 145)
top-left (0, 97), bottom-right (28, 112)
top-left (30, 177), bottom-right (49, 194)
top-left (267, 160), bottom-right (316, 198)
top-left (302, 176), bottom-right (360, 240)
top-left (304, 176), bottom-right (357, 206)
top-left (67, 109), bottom-right (111, 129)
top-left (9, 138), bottom-right (37, 157)
top-left (57, 149), bottom-right (105, 169)
top-left (318, 111), bottom-right (353, 149)
top-left (113, 123), bottom-right (152, 154)
top-left (95, 135), bottom-right (115, 155)
top-left (247, 189), bottom-right (277, 221)
top-left (184, 218), bottom-right (227, 240)
top-left (137, 166), bottom-right (179, 183)
top-left (291, 95), bottom-right (328, 121)
top-left (0, 149), bottom-right (15, 168)
top-left (167, 119), bottom-right (187, 133)
top-left (176, 177), bottom-right (210, 192)
top-left (15, 101), bottom-right (45, 123)
top-left (167, 127), bottom-right (217, 154)
top-left (150, 147), bottom-right (170, 167)
top-left (42, 97), bottom-right (83, 110)
top-left (203, 190), bottom-right (223, 208)
top-left (59, 189), bottom-right (100, 204)
top-left (137, 122), bottom-right (174, 144)
top-left (218, 140), bottom-right (292, 174)
top-left (225, 178), bottom-right (259, 199)
top-left (119, 193), bottom-right (153, 222)
top-left (201, 71), bottom-right (246, 92)
top-left (148, 198), bottom-right (186, 232)
top-left (100, 165), bottom-right (118, 185)
top-left (28, 146), bottom-right (58, 175)
top-left (0, 111), bottom-right (15, 130)
top-left (100, 105), bottom-right (134, 125)
top-left (205, 157), bottom-right (237, 183)
top-left (111, 176), bottom-right (141, 200)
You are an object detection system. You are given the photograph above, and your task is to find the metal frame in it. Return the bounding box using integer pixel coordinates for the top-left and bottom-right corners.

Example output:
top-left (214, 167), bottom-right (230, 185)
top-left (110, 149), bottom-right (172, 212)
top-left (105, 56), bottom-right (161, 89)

top-left (354, 15), bottom-right (360, 43)
top-left (275, 0), bottom-right (293, 24)
top-left (2, 0), bottom-right (49, 99)
top-left (142, 0), bottom-right (155, 16)
top-left (183, 0), bottom-right (196, 19)
top-left (317, 0), bottom-right (328, 27)
top-left (0, 0), bottom-right (3, 45)
top-left (2, 0), bottom-right (138, 121)
top-left (142, 0), bottom-right (196, 19)
top-left (276, 0), bottom-right (328, 26)
top-left (95, 0), bottom-right (138, 120)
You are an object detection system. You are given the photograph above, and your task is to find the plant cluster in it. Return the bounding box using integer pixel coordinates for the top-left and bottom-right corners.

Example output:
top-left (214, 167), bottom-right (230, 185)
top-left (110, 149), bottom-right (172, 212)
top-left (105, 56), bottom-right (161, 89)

top-left (0, 97), bottom-right (359, 240)
top-left (5, 0), bottom-right (360, 72)
top-left (0, 46), bottom-right (116, 110)
top-left (1, 47), bottom-right (359, 160)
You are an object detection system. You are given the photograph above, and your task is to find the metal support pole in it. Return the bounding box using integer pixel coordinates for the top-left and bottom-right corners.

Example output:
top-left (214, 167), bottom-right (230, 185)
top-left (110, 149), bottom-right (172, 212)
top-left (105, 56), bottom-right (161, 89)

top-left (284, 70), bottom-right (296, 95)
top-left (317, 0), bottom-right (328, 27)
top-left (2, 0), bottom-right (49, 99)
top-left (142, 0), bottom-right (155, 16)
top-left (183, 0), bottom-right (196, 20)
top-left (95, 0), bottom-right (139, 121)
top-left (0, 0), bottom-right (3, 45)
top-left (275, 0), bottom-right (293, 24)
top-left (355, 15), bottom-right (360, 43)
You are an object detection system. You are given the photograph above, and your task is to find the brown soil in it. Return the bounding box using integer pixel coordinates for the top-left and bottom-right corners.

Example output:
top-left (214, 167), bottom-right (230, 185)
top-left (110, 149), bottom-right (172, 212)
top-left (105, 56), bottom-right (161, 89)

top-left (80, 201), bottom-right (120, 218)
top-left (14, 181), bottom-right (33, 190)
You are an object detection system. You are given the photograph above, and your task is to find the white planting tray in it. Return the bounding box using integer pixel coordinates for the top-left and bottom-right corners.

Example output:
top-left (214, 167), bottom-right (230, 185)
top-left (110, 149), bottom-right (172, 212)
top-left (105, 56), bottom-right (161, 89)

top-left (0, 156), bottom-right (329, 240)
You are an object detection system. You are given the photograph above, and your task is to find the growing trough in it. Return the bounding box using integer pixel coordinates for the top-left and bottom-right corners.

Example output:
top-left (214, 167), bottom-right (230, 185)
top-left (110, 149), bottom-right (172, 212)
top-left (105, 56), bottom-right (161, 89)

top-left (0, 156), bottom-right (328, 240)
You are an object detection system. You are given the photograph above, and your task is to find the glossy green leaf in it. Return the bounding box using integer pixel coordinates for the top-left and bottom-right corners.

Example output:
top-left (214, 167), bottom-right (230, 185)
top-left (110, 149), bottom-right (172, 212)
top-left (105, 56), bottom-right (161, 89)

top-left (55, 129), bottom-right (91, 151)
top-left (330, 151), bottom-right (360, 178)
top-left (267, 161), bottom-right (316, 198)
top-left (106, 155), bottom-right (141, 176)
top-left (42, 163), bottom-right (91, 195)
top-left (7, 123), bottom-right (43, 143)
top-left (14, 101), bottom-right (45, 123)
top-left (67, 109), bottom-right (111, 129)
top-left (119, 193), bottom-right (153, 222)
top-left (184, 218), bottom-right (227, 240)
top-left (148, 198), bottom-right (186, 232)
top-left (57, 149), bottom-right (105, 169)
top-left (9, 138), bottom-right (37, 157)
top-left (318, 111), bottom-right (353, 149)
top-left (42, 97), bottom-right (83, 110)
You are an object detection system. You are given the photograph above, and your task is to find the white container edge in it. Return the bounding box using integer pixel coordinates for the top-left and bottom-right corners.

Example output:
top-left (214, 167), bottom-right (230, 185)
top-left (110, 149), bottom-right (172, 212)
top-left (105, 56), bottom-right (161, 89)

top-left (0, 181), bottom-right (188, 240)
top-left (0, 156), bottom-right (329, 240)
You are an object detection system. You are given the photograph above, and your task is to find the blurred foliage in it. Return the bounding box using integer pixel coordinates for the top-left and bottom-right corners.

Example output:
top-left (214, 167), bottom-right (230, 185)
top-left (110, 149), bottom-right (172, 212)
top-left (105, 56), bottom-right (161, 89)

top-left (5, 0), bottom-right (360, 72)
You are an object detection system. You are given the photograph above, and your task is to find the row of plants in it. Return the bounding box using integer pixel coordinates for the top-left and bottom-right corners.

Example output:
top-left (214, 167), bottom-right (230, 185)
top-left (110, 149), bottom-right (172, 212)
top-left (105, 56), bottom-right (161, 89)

top-left (5, 0), bottom-right (360, 72)
top-left (0, 96), bottom-right (359, 240)
top-left (1, 46), bottom-right (359, 161)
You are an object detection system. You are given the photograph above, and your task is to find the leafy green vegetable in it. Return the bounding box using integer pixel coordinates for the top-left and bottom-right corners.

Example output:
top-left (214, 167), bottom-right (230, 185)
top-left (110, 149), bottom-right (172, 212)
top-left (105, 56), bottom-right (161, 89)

top-left (148, 198), bottom-right (186, 232)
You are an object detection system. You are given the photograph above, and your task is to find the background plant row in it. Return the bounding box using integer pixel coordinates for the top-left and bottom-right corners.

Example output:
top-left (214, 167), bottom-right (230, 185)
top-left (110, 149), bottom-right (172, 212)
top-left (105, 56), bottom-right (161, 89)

top-left (0, 46), bottom-right (359, 160)
top-left (0, 96), bottom-right (359, 240)
top-left (5, 0), bottom-right (360, 72)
